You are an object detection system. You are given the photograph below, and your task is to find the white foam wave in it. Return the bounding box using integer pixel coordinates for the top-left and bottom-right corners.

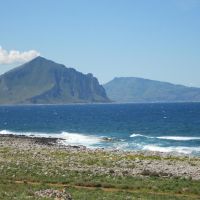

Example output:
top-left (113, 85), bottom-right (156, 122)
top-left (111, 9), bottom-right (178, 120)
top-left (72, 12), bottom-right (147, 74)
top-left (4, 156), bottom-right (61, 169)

top-left (143, 145), bottom-right (200, 154)
top-left (130, 133), bottom-right (200, 141)
top-left (1, 130), bottom-right (200, 154)
top-left (0, 130), bottom-right (101, 147)
top-left (157, 136), bottom-right (200, 141)
top-left (0, 130), bottom-right (11, 135)
top-left (58, 132), bottom-right (101, 146)
top-left (130, 133), bottom-right (147, 138)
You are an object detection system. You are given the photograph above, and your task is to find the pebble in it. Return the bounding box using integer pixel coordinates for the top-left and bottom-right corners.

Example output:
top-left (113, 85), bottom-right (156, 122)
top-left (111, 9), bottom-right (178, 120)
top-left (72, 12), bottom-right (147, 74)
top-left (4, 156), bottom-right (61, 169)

top-left (0, 134), bottom-right (200, 180)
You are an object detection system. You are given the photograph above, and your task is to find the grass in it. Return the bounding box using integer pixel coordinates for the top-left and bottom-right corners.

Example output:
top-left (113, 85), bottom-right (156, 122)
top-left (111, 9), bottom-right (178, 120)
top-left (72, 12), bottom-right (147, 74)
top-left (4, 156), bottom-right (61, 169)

top-left (0, 181), bottom-right (198, 200)
top-left (0, 144), bottom-right (200, 199)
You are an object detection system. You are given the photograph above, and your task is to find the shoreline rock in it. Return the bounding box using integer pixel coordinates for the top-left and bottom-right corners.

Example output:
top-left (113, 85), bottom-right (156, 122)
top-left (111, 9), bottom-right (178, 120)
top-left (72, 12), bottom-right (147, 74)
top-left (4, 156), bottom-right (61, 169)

top-left (0, 134), bottom-right (200, 180)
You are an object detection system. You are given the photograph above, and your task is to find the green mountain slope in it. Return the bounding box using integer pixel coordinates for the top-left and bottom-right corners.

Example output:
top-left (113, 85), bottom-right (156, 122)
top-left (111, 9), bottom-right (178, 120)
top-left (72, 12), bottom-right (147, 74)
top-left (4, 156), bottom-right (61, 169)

top-left (0, 57), bottom-right (109, 104)
top-left (103, 77), bottom-right (200, 103)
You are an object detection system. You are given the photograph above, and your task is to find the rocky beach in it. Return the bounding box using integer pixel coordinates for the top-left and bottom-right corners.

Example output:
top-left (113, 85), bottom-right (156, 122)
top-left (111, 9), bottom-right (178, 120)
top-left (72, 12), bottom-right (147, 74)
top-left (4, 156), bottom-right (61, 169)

top-left (1, 134), bottom-right (200, 180)
top-left (1, 134), bottom-right (200, 199)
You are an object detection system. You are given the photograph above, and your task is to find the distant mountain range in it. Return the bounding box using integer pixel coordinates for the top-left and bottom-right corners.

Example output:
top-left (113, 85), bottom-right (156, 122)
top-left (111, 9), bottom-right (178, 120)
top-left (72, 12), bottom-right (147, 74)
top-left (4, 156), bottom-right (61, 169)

top-left (1, 57), bottom-right (200, 104)
top-left (0, 57), bottom-right (109, 104)
top-left (103, 77), bottom-right (200, 103)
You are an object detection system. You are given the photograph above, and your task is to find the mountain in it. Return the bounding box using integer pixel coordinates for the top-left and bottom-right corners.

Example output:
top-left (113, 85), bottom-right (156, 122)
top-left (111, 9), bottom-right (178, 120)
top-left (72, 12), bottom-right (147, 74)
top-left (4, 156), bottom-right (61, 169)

top-left (0, 57), bottom-right (110, 104)
top-left (103, 77), bottom-right (200, 103)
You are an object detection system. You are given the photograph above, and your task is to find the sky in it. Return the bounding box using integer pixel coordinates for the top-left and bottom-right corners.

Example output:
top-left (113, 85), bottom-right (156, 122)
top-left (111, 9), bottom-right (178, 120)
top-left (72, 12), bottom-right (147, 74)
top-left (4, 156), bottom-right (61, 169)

top-left (0, 0), bottom-right (200, 86)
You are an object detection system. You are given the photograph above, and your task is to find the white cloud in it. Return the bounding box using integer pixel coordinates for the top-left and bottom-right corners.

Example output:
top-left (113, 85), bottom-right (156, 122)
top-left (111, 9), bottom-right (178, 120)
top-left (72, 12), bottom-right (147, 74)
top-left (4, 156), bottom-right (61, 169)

top-left (0, 46), bottom-right (40, 64)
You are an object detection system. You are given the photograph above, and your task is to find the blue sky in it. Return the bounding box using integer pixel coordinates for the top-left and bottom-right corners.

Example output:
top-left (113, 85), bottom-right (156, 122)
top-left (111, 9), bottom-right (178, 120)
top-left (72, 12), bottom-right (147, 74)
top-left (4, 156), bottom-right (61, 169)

top-left (0, 0), bottom-right (200, 86)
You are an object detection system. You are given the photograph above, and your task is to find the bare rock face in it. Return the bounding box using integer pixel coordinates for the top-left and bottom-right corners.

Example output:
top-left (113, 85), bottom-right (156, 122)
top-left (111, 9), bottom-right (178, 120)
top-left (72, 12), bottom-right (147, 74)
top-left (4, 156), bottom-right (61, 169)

top-left (0, 56), bottom-right (110, 104)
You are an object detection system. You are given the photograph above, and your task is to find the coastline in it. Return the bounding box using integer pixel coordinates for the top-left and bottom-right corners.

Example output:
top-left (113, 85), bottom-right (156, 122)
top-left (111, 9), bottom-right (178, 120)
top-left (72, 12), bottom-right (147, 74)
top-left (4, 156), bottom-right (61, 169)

top-left (1, 134), bottom-right (200, 180)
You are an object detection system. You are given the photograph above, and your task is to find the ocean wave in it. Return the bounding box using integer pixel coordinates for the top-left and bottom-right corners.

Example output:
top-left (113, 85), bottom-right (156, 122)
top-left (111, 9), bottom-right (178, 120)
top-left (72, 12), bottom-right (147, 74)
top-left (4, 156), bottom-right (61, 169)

top-left (1, 130), bottom-right (200, 154)
top-left (130, 133), bottom-right (151, 138)
top-left (0, 130), bottom-right (16, 135)
top-left (58, 132), bottom-right (101, 146)
top-left (157, 136), bottom-right (200, 141)
top-left (130, 133), bottom-right (200, 141)
top-left (0, 130), bottom-right (101, 147)
top-left (142, 145), bottom-right (200, 154)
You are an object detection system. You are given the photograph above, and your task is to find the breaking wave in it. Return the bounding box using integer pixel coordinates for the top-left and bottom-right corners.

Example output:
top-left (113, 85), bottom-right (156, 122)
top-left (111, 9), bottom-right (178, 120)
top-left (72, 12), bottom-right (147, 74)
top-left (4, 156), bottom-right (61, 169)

top-left (142, 145), bottom-right (200, 154)
top-left (157, 136), bottom-right (200, 141)
top-left (130, 133), bottom-right (200, 141)
top-left (1, 130), bottom-right (200, 155)
top-left (130, 133), bottom-right (147, 138)
top-left (0, 130), bottom-right (101, 147)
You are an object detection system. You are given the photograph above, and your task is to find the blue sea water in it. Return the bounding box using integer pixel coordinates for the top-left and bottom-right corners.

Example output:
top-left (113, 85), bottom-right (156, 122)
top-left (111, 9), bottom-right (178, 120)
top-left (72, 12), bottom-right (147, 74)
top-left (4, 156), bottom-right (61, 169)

top-left (0, 103), bottom-right (200, 155)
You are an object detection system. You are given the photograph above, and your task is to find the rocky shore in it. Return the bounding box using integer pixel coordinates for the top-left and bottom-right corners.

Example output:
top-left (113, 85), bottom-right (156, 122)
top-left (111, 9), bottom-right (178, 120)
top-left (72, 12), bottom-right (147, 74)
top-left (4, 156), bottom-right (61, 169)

top-left (0, 134), bottom-right (200, 181)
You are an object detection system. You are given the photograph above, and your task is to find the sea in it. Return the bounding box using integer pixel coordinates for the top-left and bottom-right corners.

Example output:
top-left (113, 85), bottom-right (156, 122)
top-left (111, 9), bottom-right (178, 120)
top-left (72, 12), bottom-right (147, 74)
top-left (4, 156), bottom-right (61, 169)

top-left (1, 103), bottom-right (200, 156)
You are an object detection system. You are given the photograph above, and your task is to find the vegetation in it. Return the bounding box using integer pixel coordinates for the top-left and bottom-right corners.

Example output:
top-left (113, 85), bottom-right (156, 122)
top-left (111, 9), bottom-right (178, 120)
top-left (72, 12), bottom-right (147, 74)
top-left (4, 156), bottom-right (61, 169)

top-left (104, 77), bottom-right (200, 102)
top-left (0, 139), bottom-right (200, 199)
top-left (0, 56), bottom-right (109, 104)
